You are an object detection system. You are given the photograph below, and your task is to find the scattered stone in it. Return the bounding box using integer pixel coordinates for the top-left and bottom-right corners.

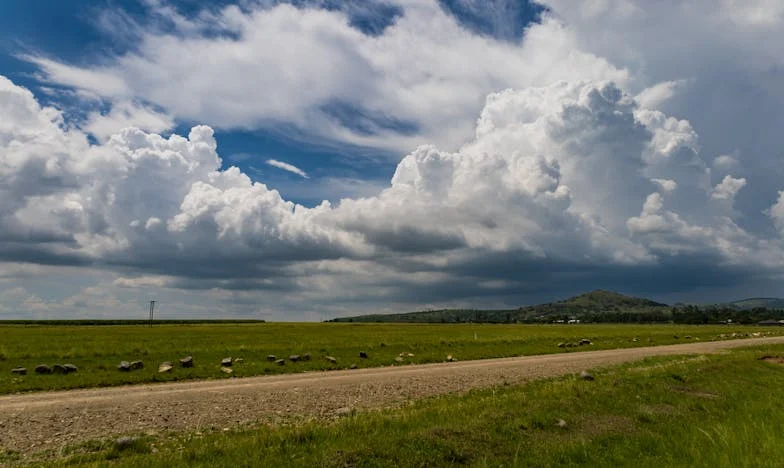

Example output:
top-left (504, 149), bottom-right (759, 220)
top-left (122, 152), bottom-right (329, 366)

top-left (52, 364), bottom-right (68, 374)
top-left (289, 355), bottom-right (301, 362)
top-left (118, 361), bottom-right (131, 371)
top-left (446, 355), bottom-right (456, 362)
top-left (275, 359), bottom-right (285, 366)
top-left (335, 407), bottom-right (352, 416)
top-left (158, 362), bottom-right (173, 373)
top-left (685, 336), bottom-right (692, 340)
top-left (395, 356), bottom-right (404, 362)
top-left (359, 351), bottom-right (368, 359)
top-left (11, 367), bottom-right (26, 375)
top-left (35, 364), bottom-right (52, 374)
top-left (579, 370), bottom-right (595, 381)
top-left (557, 342), bottom-right (566, 348)
top-left (234, 358), bottom-right (244, 364)
top-left (349, 364), bottom-right (357, 369)
top-left (63, 363), bottom-right (78, 373)
top-left (556, 419), bottom-right (568, 428)
top-left (578, 339), bottom-right (592, 346)
top-left (221, 357), bottom-right (233, 367)
top-left (179, 356), bottom-right (194, 368)
top-left (673, 335), bottom-right (679, 340)
top-left (325, 356), bottom-right (337, 364)
top-left (220, 366), bottom-right (233, 374)
top-left (267, 355), bottom-right (277, 362)
top-left (130, 361), bottom-right (144, 370)
top-left (406, 353), bottom-right (415, 357)
top-left (115, 436), bottom-right (138, 450)
top-left (632, 338), bottom-right (639, 342)
top-left (301, 353), bottom-right (311, 361)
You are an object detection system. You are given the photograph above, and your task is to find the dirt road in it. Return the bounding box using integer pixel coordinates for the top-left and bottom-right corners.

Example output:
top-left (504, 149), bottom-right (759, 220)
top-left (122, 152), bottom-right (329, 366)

top-left (2, 336), bottom-right (783, 456)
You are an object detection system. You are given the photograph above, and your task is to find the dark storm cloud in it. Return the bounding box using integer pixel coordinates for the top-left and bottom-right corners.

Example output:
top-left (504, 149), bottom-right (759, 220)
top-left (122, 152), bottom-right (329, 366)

top-left (0, 244), bottom-right (91, 267)
top-left (357, 225), bottom-right (467, 254)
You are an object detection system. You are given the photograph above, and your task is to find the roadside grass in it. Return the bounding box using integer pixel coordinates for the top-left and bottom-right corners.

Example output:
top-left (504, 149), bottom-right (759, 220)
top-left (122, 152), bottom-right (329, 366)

top-left (0, 323), bottom-right (779, 394)
top-left (50, 344), bottom-right (784, 467)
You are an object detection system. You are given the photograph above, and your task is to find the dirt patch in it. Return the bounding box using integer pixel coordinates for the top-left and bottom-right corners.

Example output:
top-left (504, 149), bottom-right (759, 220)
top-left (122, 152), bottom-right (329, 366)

top-left (759, 356), bottom-right (784, 365)
top-left (577, 415), bottom-right (636, 437)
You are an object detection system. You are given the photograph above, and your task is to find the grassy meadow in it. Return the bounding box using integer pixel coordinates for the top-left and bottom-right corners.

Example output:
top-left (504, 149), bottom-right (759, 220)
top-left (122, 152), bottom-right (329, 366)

top-left (0, 322), bottom-right (780, 394)
top-left (23, 343), bottom-right (784, 467)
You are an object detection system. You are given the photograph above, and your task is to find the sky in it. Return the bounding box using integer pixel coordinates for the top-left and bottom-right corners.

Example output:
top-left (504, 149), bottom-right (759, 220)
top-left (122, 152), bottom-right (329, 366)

top-left (2, 0), bottom-right (784, 320)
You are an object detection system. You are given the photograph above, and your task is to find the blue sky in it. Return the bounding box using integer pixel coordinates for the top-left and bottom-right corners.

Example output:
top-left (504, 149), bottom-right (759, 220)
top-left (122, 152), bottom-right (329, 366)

top-left (1, 0), bottom-right (784, 319)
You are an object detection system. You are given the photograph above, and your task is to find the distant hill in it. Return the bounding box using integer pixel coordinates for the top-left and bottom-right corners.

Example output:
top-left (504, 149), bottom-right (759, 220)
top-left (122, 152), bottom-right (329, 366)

top-left (712, 298), bottom-right (784, 310)
top-left (511, 290), bottom-right (668, 322)
top-left (557, 290), bottom-right (667, 308)
top-left (329, 290), bottom-right (670, 324)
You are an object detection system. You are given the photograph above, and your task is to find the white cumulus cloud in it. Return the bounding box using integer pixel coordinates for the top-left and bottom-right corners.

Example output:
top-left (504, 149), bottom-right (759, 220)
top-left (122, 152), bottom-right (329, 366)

top-left (712, 175), bottom-right (747, 201)
top-left (25, 1), bottom-right (626, 153)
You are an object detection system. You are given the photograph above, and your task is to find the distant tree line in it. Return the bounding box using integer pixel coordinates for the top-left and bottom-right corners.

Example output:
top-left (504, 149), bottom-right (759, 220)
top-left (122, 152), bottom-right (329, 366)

top-left (0, 319), bottom-right (266, 326)
top-left (331, 306), bottom-right (784, 325)
top-left (671, 306), bottom-right (784, 325)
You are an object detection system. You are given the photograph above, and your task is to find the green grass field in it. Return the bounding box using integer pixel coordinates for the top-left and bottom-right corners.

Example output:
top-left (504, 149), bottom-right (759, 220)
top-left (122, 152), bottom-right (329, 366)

top-left (0, 323), bottom-right (780, 394)
top-left (21, 343), bottom-right (784, 467)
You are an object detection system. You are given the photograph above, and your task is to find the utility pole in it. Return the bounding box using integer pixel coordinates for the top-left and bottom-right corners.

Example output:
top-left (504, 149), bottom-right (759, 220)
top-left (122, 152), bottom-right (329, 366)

top-left (149, 300), bottom-right (156, 327)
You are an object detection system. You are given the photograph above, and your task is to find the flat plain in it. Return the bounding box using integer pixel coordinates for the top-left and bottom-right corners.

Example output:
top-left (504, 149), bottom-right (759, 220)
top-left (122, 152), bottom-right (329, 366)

top-left (1, 338), bottom-right (783, 466)
top-left (1, 322), bottom-right (780, 394)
